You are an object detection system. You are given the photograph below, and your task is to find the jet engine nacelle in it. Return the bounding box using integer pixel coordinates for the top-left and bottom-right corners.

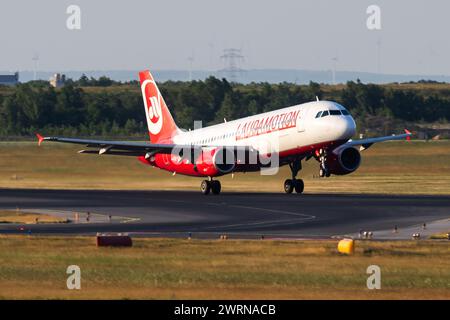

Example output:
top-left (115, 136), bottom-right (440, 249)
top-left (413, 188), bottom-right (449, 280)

top-left (327, 146), bottom-right (361, 175)
top-left (195, 147), bottom-right (236, 176)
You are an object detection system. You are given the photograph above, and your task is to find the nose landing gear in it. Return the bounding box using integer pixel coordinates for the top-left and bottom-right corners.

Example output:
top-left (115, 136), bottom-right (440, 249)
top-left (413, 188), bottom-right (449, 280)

top-left (318, 149), bottom-right (330, 178)
top-left (284, 158), bottom-right (304, 194)
top-left (200, 179), bottom-right (221, 195)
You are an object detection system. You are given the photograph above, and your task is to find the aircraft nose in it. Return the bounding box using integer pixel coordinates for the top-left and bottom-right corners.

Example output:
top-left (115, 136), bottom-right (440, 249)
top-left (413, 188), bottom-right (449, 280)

top-left (333, 116), bottom-right (356, 140)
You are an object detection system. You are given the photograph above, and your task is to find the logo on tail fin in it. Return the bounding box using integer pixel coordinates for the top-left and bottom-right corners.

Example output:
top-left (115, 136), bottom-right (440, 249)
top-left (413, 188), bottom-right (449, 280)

top-left (141, 79), bottom-right (163, 135)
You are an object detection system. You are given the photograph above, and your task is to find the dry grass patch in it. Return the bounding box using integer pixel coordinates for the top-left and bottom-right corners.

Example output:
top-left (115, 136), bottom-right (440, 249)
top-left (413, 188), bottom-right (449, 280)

top-left (0, 140), bottom-right (450, 194)
top-left (0, 236), bottom-right (448, 299)
top-left (0, 210), bottom-right (68, 224)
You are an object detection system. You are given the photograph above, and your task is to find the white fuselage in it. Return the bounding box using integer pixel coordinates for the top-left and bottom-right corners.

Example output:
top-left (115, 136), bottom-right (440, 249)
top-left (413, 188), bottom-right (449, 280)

top-left (173, 101), bottom-right (356, 155)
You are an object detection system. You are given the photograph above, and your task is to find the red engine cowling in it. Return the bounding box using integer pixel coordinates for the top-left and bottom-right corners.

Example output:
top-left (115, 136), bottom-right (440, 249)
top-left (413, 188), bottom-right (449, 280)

top-left (326, 147), bottom-right (361, 175)
top-left (195, 147), bottom-right (236, 176)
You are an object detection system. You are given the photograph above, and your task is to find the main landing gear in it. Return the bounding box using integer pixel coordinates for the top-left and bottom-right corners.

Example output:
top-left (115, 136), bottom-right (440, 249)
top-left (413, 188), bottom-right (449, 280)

top-left (200, 179), bottom-right (221, 195)
top-left (284, 158), bottom-right (304, 194)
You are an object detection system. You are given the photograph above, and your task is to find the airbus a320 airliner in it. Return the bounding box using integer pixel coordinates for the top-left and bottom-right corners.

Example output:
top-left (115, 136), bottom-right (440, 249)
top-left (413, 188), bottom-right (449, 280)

top-left (37, 70), bottom-right (411, 195)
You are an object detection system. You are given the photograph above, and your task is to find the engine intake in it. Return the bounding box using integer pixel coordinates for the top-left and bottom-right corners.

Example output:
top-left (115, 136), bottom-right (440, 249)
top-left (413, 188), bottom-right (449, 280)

top-left (212, 147), bottom-right (236, 174)
top-left (327, 147), bottom-right (361, 175)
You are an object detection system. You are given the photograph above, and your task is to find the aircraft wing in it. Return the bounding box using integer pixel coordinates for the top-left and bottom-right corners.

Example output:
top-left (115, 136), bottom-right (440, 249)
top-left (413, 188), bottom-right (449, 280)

top-left (36, 134), bottom-right (255, 157)
top-left (36, 134), bottom-right (204, 156)
top-left (342, 129), bottom-right (412, 151)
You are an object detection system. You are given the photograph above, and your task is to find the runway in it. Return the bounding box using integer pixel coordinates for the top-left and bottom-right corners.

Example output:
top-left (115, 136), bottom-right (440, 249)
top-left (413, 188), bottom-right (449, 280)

top-left (0, 189), bottom-right (449, 239)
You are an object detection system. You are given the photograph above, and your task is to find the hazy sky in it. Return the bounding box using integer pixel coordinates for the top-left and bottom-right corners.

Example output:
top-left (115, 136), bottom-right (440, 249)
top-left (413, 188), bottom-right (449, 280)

top-left (1, 0), bottom-right (449, 75)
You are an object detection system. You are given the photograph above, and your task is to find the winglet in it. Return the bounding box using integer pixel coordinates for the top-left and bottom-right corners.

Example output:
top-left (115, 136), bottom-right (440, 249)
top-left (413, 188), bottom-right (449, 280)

top-left (404, 129), bottom-right (412, 141)
top-left (36, 133), bottom-right (45, 146)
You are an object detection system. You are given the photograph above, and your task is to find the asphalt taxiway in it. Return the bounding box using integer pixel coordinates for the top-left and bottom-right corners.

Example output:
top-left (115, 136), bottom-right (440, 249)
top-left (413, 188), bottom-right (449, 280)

top-left (0, 189), bottom-right (449, 239)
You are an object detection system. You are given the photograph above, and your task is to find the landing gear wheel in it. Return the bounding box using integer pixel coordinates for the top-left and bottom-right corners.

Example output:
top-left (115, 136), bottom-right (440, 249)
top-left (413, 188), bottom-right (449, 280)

top-left (318, 149), bottom-right (330, 178)
top-left (294, 179), bottom-right (304, 194)
top-left (200, 180), bottom-right (211, 195)
top-left (211, 180), bottom-right (221, 195)
top-left (319, 168), bottom-right (325, 178)
top-left (319, 165), bottom-right (329, 178)
top-left (284, 179), bottom-right (294, 194)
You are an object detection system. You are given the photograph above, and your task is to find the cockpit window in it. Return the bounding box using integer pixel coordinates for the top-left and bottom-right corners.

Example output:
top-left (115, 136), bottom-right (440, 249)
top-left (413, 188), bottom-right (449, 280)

top-left (329, 110), bottom-right (341, 116)
top-left (316, 108), bottom-right (351, 118)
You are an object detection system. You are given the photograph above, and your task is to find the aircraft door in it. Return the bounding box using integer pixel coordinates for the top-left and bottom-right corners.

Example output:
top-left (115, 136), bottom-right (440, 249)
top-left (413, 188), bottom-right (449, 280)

top-left (296, 108), bottom-right (307, 132)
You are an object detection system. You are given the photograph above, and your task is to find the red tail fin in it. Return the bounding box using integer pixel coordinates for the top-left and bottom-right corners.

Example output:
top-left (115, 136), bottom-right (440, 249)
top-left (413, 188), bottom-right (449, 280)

top-left (404, 129), bottom-right (412, 141)
top-left (139, 70), bottom-right (179, 143)
top-left (36, 133), bottom-right (45, 146)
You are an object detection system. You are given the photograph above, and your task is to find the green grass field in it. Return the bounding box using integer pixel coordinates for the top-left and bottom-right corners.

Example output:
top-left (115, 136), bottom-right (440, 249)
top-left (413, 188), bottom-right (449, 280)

top-left (0, 236), bottom-right (448, 299)
top-left (0, 140), bottom-right (449, 194)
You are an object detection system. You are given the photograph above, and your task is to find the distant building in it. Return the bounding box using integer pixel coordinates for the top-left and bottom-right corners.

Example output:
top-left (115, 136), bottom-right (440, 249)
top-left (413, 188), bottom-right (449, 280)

top-left (0, 72), bottom-right (19, 86)
top-left (49, 73), bottom-right (66, 88)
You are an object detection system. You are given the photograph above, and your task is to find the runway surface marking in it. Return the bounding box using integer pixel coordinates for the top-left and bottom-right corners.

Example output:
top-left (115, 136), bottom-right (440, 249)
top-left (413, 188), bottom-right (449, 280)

top-left (202, 205), bottom-right (315, 230)
top-left (22, 209), bottom-right (141, 224)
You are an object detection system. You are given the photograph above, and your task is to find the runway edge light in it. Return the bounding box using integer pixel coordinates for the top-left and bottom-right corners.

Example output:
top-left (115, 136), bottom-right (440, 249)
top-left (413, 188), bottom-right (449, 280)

top-left (337, 238), bottom-right (355, 255)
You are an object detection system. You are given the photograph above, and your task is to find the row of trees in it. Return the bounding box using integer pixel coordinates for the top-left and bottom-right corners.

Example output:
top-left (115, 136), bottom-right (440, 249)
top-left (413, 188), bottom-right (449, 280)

top-left (340, 80), bottom-right (450, 122)
top-left (0, 77), bottom-right (449, 138)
